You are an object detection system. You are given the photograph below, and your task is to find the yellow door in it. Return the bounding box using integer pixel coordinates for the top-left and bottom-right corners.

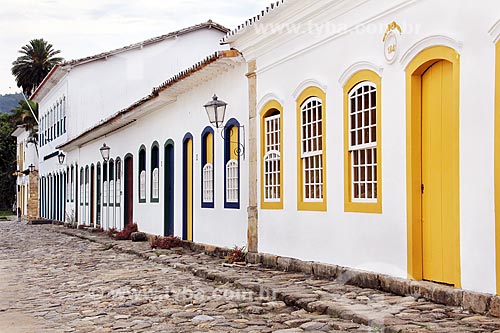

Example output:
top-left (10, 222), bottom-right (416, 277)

top-left (187, 139), bottom-right (193, 241)
top-left (421, 60), bottom-right (460, 286)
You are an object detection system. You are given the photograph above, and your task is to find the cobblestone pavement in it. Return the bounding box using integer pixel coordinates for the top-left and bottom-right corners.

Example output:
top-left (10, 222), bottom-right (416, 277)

top-left (0, 220), bottom-right (377, 333)
top-left (2, 221), bottom-right (500, 332)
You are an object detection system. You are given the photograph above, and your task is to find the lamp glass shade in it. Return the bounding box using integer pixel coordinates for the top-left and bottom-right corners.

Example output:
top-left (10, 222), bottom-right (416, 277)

top-left (100, 143), bottom-right (110, 162)
top-left (28, 164), bottom-right (35, 172)
top-left (204, 94), bottom-right (227, 128)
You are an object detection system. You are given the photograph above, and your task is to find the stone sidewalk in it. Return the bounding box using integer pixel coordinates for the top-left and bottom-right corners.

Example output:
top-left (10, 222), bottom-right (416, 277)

top-left (0, 220), bottom-right (385, 333)
top-left (44, 223), bottom-right (500, 332)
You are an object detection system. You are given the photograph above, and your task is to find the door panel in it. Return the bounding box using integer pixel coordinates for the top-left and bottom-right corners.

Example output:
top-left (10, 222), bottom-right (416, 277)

top-left (164, 144), bottom-right (174, 236)
top-left (421, 60), bottom-right (459, 285)
top-left (183, 138), bottom-right (193, 241)
top-left (124, 157), bottom-right (133, 227)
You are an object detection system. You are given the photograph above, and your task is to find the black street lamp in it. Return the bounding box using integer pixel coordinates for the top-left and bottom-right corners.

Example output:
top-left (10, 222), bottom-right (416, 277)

top-left (58, 152), bottom-right (65, 165)
top-left (100, 143), bottom-right (110, 162)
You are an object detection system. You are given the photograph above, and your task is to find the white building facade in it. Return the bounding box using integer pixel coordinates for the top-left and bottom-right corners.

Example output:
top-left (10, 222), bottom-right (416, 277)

top-left (32, 21), bottom-right (229, 225)
top-left (225, 0), bottom-right (500, 294)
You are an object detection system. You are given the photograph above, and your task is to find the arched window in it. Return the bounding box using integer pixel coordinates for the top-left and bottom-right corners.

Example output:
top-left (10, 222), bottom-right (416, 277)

top-left (80, 168), bottom-right (84, 224)
top-left (201, 127), bottom-right (214, 208)
top-left (261, 101), bottom-right (283, 209)
top-left (70, 165), bottom-right (74, 202)
top-left (139, 145), bottom-right (146, 203)
top-left (344, 70), bottom-right (382, 213)
top-left (109, 159), bottom-right (115, 206)
top-left (151, 142), bottom-right (159, 202)
top-left (224, 119), bottom-right (240, 209)
top-left (297, 87), bottom-right (327, 211)
top-left (115, 159), bottom-right (121, 206)
top-left (103, 162), bottom-right (108, 207)
top-left (66, 167), bottom-right (70, 203)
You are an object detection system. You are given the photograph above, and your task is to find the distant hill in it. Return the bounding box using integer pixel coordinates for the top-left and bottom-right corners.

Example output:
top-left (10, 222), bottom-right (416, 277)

top-left (0, 93), bottom-right (23, 114)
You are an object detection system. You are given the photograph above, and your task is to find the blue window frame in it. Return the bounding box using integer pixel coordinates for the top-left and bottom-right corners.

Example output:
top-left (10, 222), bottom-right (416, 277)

top-left (201, 127), bottom-right (214, 208)
top-left (224, 118), bottom-right (240, 209)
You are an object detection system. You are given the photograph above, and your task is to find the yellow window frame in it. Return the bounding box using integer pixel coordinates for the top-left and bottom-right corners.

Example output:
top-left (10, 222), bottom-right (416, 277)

top-left (296, 86), bottom-right (327, 212)
top-left (343, 70), bottom-right (382, 213)
top-left (260, 100), bottom-right (284, 210)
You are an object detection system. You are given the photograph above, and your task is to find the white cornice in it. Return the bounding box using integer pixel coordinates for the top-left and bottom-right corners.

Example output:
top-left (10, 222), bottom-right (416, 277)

top-left (257, 93), bottom-right (285, 115)
top-left (251, 0), bottom-right (417, 76)
top-left (400, 35), bottom-right (463, 70)
top-left (489, 19), bottom-right (500, 44)
top-left (338, 61), bottom-right (384, 87)
top-left (292, 79), bottom-right (328, 100)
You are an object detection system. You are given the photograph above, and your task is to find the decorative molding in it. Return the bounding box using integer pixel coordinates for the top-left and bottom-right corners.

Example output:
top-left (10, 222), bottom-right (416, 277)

top-left (292, 79), bottom-right (328, 100)
top-left (400, 35), bottom-right (463, 70)
top-left (339, 62), bottom-right (384, 87)
top-left (257, 93), bottom-right (285, 115)
top-left (489, 19), bottom-right (500, 44)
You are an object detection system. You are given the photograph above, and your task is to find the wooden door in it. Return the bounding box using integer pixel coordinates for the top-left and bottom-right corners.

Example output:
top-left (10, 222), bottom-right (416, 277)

top-left (164, 143), bottom-right (174, 236)
top-left (421, 60), bottom-right (460, 286)
top-left (124, 156), bottom-right (133, 227)
top-left (97, 164), bottom-right (101, 226)
top-left (90, 166), bottom-right (95, 226)
top-left (183, 138), bottom-right (193, 241)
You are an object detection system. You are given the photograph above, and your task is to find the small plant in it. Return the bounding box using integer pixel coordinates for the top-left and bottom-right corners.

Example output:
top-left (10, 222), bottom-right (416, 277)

top-left (226, 245), bottom-right (247, 264)
top-left (114, 223), bottom-right (138, 240)
top-left (107, 228), bottom-right (117, 238)
top-left (150, 235), bottom-right (183, 249)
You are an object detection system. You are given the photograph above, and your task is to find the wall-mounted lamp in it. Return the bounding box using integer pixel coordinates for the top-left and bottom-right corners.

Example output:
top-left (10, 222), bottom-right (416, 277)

top-left (100, 143), bottom-right (110, 162)
top-left (28, 164), bottom-right (35, 173)
top-left (58, 152), bottom-right (65, 165)
top-left (203, 94), bottom-right (245, 159)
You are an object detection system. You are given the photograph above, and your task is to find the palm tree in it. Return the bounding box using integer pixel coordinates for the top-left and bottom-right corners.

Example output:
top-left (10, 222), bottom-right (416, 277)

top-left (11, 99), bottom-right (39, 148)
top-left (11, 39), bottom-right (63, 96)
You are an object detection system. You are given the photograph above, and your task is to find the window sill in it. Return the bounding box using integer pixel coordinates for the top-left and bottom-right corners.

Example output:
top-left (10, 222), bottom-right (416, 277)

top-left (344, 201), bottom-right (382, 214)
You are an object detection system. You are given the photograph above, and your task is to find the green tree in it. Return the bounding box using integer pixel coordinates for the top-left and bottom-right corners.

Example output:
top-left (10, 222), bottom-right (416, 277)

top-left (11, 99), bottom-right (38, 146)
top-left (0, 113), bottom-right (17, 210)
top-left (11, 39), bottom-right (63, 96)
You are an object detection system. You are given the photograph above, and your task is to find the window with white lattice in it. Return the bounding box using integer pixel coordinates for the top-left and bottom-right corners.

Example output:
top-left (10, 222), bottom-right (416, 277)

top-left (140, 170), bottom-right (146, 200)
top-left (103, 163), bottom-right (108, 205)
top-left (348, 82), bottom-right (377, 202)
top-left (139, 147), bottom-right (146, 203)
top-left (226, 160), bottom-right (238, 203)
top-left (300, 97), bottom-right (323, 201)
top-left (264, 113), bottom-right (281, 202)
top-left (116, 160), bottom-right (121, 205)
top-left (203, 163), bottom-right (213, 203)
top-left (109, 161), bottom-right (114, 205)
top-left (70, 166), bottom-right (74, 202)
top-left (152, 168), bottom-right (159, 199)
top-left (85, 168), bottom-right (89, 204)
top-left (80, 168), bottom-right (84, 205)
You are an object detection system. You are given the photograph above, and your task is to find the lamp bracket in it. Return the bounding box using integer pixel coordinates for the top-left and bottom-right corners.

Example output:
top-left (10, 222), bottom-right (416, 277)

top-left (220, 124), bottom-right (245, 160)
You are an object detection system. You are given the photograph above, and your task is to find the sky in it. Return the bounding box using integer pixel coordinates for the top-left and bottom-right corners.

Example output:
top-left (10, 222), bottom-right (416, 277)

top-left (0, 0), bottom-right (271, 95)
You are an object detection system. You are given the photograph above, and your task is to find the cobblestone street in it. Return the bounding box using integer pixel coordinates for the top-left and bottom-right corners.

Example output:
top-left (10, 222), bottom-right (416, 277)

top-left (2, 220), bottom-right (500, 332)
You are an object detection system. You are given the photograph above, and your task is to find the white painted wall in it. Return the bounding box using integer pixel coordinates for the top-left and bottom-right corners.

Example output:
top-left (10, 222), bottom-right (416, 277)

top-left (67, 29), bottom-right (227, 137)
top-left (233, 0), bottom-right (500, 293)
top-left (66, 63), bottom-right (249, 248)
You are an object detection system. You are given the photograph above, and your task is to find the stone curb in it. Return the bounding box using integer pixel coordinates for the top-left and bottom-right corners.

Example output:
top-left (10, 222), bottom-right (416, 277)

top-left (175, 239), bottom-right (499, 317)
top-left (51, 226), bottom-right (500, 323)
